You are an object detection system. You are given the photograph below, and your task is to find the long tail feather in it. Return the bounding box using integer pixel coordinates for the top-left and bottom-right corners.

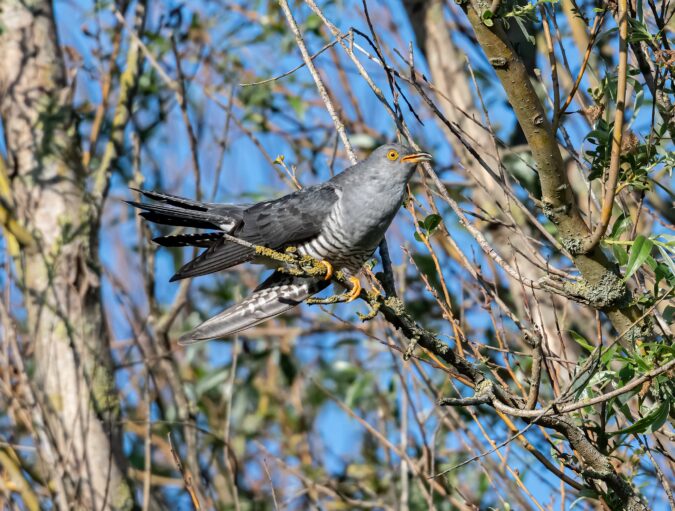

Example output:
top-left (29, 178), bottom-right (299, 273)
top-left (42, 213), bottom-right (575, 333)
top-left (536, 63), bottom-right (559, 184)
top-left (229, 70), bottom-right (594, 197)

top-left (131, 188), bottom-right (214, 210)
top-left (153, 232), bottom-right (224, 248)
top-left (127, 200), bottom-right (230, 229)
top-left (179, 272), bottom-right (329, 344)
top-left (127, 189), bottom-right (245, 231)
top-left (129, 187), bottom-right (272, 281)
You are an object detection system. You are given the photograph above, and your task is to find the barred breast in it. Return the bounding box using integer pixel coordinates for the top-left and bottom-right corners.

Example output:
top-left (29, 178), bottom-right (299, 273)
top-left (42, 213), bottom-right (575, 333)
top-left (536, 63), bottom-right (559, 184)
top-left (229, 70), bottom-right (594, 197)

top-left (296, 193), bottom-right (376, 275)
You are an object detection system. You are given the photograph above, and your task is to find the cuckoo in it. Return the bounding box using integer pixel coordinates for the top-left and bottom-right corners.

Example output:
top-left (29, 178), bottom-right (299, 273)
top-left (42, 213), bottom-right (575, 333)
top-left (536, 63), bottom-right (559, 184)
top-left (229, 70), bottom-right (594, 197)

top-left (130, 143), bottom-right (431, 343)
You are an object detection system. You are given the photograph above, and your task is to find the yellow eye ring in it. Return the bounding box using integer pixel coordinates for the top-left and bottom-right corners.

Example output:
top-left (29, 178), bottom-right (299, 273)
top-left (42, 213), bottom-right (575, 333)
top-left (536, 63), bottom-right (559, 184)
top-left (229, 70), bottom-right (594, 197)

top-left (386, 150), bottom-right (399, 161)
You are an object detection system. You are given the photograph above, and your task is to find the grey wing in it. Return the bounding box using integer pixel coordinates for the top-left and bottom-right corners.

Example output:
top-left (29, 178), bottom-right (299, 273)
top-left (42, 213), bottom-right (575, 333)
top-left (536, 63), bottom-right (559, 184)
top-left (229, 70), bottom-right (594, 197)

top-left (172, 183), bottom-right (340, 280)
top-left (178, 271), bottom-right (329, 343)
top-left (239, 183), bottom-right (341, 247)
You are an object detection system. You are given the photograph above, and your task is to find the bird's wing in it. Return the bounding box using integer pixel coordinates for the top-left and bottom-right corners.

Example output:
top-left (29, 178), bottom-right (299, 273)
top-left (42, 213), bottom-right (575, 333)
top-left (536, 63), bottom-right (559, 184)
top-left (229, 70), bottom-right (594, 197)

top-left (171, 183), bottom-right (341, 280)
top-left (170, 237), bottom-right (254, 282)
top-left (239, 183), bottom-right (341, 247)
top-left (179, 271), bottom-right (329, 344)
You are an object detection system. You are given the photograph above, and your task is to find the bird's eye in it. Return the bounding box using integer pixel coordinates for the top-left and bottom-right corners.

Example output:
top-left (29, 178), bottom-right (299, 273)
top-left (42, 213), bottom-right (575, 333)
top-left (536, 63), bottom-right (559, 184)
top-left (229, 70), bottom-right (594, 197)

top-left (387, 150), bottom-right (399, 161)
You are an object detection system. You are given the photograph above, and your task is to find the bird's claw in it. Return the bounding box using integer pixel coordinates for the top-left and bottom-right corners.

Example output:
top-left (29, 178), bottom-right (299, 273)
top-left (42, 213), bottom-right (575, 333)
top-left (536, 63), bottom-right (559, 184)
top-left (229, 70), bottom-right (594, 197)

top-left (319, 260), bottom-right (333, 280)
top-left (345, 276), bottom-right (361, 302)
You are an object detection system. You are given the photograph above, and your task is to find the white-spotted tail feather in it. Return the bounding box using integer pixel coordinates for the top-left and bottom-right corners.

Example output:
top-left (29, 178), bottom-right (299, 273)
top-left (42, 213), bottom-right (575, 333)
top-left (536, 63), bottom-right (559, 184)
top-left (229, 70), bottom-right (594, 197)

top-left (179, 271), bottom-right (329, 344)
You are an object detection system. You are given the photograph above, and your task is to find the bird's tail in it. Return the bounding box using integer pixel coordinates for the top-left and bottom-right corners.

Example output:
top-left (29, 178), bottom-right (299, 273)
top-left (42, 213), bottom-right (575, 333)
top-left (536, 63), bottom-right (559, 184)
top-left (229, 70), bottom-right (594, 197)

top-left (127, 189), bottom-right (245, 233)
top-left (179, 271), bottom-right (329, 344)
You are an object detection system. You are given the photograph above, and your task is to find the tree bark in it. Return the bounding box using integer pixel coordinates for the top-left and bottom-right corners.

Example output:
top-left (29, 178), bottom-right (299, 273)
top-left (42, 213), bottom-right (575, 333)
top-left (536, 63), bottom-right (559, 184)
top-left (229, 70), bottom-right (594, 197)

top-left (0, 1), bottom-right (133, 509)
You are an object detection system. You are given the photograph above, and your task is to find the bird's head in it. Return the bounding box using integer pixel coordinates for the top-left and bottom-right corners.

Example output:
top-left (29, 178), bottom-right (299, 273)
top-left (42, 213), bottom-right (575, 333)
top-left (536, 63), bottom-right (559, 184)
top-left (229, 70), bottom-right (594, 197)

top-left (366, 143), bottom-right (432, 183)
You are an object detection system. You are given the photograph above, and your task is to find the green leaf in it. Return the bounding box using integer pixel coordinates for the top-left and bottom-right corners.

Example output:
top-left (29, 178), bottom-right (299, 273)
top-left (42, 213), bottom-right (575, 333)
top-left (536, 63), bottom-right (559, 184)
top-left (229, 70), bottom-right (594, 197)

top-left (423, 214), bottom-right (442, 234)
top-left (570, 331), bottom-right (594, 353)
top-left (588, 370), bottom-right (615, 389)
top-left (595, 27), bottom-right (618, 46)
top-left (600, 345), bottom-right (618, 367)
top-left (481, 9), bottom-right (494, 27)
top-left (195, 369), bottom-right (228, 397)
top-left (657, 245), bottom-right (675, 282)
top-left (288, 96), bottom-right (306, 118)
top-left (618, 364), bottom-right (635, 384)
top-left (613, 244), bottom-right (629, 267)
top-left (585, 129), bottom-right (610, 144)
top-left (305, 13), bottom-right (322, 33)
top-left (345, 374), bottom-right (372, 408)
top-left (663, 305), bottom-right (674, 324)
top-left (610, 401), bottom-right (670, 436)
top-left (659, 234), bottom-right (675, 246)
top-left (623, 235), bottom-right (653, 281)
top-left (627, 17), bottom-right (655, 43)
top-left (609, 213), bottom-right (631, 239)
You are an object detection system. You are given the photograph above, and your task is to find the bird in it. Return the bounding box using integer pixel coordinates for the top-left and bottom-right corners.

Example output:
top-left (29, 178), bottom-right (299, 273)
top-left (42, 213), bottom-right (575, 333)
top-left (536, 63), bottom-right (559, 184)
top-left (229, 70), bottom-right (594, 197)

top-left (129, 143), bottom-right (432, 344)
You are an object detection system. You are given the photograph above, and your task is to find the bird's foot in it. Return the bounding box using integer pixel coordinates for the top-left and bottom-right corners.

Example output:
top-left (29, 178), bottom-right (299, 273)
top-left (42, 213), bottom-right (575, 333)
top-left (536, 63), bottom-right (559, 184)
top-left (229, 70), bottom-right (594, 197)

top-left (305, 275), bottom-right (362, 305)
top-left (345, 276), bottom-right (362, 302)
top-left (319, 260), bottom-right (333, 280)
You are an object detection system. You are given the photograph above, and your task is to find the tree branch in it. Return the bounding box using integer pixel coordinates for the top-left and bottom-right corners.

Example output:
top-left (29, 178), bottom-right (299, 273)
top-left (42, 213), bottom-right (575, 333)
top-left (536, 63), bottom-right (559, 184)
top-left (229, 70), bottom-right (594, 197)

top-left (460, 0), bottom-right (651, 342)
top-left (581, 0), bottom-right (628, 253)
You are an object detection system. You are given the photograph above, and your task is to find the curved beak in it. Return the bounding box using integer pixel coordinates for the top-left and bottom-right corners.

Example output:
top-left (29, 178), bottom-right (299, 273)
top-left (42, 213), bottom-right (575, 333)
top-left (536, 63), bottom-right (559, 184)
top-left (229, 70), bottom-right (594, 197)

top-left (401, 152), bottom-right (432, 164)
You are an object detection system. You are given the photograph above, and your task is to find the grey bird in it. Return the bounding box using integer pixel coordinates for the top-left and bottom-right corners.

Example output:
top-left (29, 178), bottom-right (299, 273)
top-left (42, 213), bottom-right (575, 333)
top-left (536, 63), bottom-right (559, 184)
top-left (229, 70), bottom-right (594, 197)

top-left (130, 143), bottom-right (431, 343)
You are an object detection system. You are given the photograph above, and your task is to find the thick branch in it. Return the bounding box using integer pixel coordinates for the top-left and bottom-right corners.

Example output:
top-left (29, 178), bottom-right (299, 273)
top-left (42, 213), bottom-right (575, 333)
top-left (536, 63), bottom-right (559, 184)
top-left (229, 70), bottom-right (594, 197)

top-left (461, 1), bottom-right (651, 343)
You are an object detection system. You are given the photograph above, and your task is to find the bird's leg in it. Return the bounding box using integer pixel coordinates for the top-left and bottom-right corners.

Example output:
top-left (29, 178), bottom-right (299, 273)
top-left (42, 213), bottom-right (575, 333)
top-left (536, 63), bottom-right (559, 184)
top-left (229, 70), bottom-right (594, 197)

top-left (319, 260), bottom-right (333, 280)
top-left (345, 276), bottom-right (362, 302)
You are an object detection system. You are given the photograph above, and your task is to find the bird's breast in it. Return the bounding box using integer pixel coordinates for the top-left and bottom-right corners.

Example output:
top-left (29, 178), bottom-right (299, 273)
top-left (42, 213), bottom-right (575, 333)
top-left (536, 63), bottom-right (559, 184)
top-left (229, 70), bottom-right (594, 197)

top-left (296, 190), bottom-right (399, 273)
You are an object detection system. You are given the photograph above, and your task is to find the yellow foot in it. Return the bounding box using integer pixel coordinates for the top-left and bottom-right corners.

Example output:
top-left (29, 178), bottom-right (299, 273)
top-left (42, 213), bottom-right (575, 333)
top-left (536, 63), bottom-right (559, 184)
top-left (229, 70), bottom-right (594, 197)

top-left (319, 260), bottom-right (333, 280)
top-left (346, 276), bottom-right (362, 302)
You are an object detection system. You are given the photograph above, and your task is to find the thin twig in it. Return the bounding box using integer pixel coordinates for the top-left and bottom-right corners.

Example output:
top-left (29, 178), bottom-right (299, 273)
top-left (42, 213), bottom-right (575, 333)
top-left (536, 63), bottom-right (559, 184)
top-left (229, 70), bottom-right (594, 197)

top-left (540, 5), bottom-right (560, 124)
top-left (113, 8), bottom-right (177, 89)
top-left (240, 34), bottom-right (348, 86)
top-left (167, 432), bottom-right (201, 511)
top-left (635, 435), bottom-right (675, 510)
top-left (278, 0), bottom-right (357, 164)
top-left (262, 458), bottom-right (280, 511)
top-left (526, 334), bottom-right (543, 410)
top-left (83, 6), bottom-right (125, 167)
top-left (430, 419), bottom-right (538, 478)
top-left (171, 36), bottom-right (202, 200)
top-left (494, 358), bottom-right (675, 418)
top-left (554, 12), bottom-right (605, 128)
top-left (93, 2), bottom-right (147, 206)
top-left (582, 0), bottom-right (628, 253)
top-left (142, 373), bottom-right (152, 511)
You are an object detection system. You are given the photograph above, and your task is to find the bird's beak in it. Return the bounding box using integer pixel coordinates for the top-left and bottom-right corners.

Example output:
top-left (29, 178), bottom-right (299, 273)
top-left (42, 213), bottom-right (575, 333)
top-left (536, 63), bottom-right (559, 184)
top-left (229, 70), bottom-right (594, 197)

top-left (401, 152), bottom-right (432, 164)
